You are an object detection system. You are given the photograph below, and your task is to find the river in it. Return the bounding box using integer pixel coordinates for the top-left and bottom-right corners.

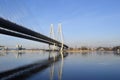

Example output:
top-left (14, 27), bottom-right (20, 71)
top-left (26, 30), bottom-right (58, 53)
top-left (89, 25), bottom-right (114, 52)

top-left (0, 51), bottom-right (120, 80)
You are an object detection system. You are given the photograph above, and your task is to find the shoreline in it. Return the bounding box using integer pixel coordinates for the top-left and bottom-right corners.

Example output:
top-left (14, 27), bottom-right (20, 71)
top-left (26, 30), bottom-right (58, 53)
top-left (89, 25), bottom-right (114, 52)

top-left (0, 49), bottom-right (115, 53)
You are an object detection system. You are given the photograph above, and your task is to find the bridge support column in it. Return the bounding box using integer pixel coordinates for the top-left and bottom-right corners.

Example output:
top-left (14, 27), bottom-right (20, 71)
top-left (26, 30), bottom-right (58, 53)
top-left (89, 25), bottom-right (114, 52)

top-left (58, 24), bottom-right (64, 79)
top-left (58, 23), bottom-right (64, 59)
top-left (50, 24), bottom-right (56, 61)
top-left (48, 44), bottom-right (51, 59)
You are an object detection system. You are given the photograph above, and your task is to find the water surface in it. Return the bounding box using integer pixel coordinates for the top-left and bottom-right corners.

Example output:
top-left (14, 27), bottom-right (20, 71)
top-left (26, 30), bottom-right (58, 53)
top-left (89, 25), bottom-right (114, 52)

top-left (27, 51), bottom-right (120, 80)
top-left (1, 51), bottom-right (120, 80)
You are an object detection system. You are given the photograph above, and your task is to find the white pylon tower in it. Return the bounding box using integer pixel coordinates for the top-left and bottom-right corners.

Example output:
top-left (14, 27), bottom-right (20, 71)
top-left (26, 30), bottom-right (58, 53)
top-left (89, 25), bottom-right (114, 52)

top-left (49, 23), bottom-right (64, 60)
top-left (58, 23), bottom-right (64, 59)
top-left (57, 23), bottom-right (64, 80)
top-left (50, 24), bottom-right (55, 40)
top-left (49, 24), bottom-right (64, 80)
top-left (49, 24), bottom-right (56, 61)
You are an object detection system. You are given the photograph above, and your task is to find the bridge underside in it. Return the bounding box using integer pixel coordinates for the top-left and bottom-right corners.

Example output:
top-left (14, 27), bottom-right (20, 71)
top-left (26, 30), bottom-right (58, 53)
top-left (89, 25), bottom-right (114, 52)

top-left (0, 17), bottom-right (68, 49)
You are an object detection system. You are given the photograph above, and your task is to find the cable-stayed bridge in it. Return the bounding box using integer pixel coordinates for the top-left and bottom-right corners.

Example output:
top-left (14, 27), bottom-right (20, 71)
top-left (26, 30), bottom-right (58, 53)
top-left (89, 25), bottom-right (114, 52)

top-left (0, 1), bottom-right (68, 80)
top-left (0, 0), bottom-right (69, 49)
top-left (0, 17), bottom-right (68, 49)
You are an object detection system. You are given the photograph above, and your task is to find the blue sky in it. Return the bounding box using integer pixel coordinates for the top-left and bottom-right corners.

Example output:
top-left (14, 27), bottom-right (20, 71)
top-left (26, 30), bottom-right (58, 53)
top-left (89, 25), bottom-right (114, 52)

top-left (0, 0), bottom-right (120, 48)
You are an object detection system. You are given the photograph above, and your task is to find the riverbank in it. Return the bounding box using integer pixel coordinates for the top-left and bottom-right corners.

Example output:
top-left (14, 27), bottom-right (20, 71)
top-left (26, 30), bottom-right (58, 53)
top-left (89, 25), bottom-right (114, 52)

top-left (0, 49), bottom-right (118, 53)
top-left (66, 50), bottom-right (93, 53)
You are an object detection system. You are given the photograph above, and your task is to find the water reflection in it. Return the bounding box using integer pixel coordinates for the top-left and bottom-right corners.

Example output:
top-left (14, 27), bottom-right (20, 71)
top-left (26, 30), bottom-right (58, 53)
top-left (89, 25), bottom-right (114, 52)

top-left (49, 52), bottom-right (66, 80)
top-left (2, 51), bottom-right (120, 80)
top-left (113, 51), bottom-right (120, 56)
top-left (0, 51), bottom-right (50, 73)
top-left (0, 51), bottom-right (8, 56)
top-left (50, 61), bottom-right (55, 80)
top-left (58, 58), bottom-right (63, 80)
top-left (81, 52), bottom-right (89, 56)
top-left (0, 52), bottom-right (6, 56)
top-left (15, 51), bottom-right (25, 58)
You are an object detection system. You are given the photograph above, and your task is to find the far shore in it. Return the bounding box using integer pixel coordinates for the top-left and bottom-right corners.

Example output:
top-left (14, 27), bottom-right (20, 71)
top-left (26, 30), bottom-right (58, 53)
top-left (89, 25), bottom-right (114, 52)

top-left (0, 49), bottom-right (115, 53)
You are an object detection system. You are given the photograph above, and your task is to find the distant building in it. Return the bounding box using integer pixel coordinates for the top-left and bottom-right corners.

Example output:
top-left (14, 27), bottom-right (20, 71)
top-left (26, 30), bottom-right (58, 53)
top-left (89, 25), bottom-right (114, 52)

top-left (96, 47), bottom-right (112, 51)
top-left (96, 47), bottom-right (104, 51)
top-left (0, 46), bottom-right (5, 50)
top-left (113, 46), bottom-right (120, 52)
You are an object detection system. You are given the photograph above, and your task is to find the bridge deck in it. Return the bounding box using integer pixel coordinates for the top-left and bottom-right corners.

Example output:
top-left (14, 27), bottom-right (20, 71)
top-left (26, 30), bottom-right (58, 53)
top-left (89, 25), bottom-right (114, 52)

top-left (0, 17), bottom-right (68, 48)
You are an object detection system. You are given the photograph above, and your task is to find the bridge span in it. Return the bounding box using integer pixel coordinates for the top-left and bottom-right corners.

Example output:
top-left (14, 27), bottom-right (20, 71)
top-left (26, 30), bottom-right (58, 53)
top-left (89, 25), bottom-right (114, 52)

top-left (0, 17), bottom-right (68, 49)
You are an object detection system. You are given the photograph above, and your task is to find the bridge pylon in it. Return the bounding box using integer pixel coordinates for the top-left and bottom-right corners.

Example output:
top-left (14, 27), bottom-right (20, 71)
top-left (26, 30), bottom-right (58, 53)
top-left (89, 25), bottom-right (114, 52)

top-left (48, 23), bottom-right (64, 60)
top-left (49, 24), bottom-right (56, 61)
top-left (58, 23), bottom-right (64, 59)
